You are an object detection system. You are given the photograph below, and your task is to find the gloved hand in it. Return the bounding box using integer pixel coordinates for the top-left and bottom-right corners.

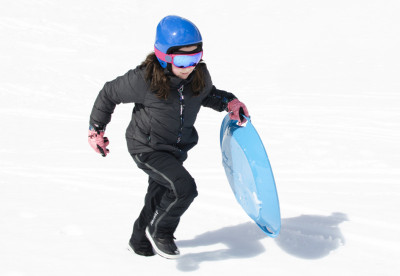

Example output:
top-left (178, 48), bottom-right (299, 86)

top-left (88, 125), bottom-right (109, 157)
top-left (227, 99), bottom-right (250, 126)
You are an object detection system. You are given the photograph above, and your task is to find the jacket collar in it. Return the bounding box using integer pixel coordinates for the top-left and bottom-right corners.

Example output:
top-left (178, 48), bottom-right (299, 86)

top-left (169, 71), bottom-right (195, 88)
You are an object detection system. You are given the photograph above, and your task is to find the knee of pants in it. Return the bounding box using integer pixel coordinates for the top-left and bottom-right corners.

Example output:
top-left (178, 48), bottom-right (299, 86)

top-left (174, 176), bottom-right (198, 202)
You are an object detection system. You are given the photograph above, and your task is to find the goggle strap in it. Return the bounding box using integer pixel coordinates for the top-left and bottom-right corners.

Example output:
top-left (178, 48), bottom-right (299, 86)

top-left (154, 47), bottom-right (170, 62)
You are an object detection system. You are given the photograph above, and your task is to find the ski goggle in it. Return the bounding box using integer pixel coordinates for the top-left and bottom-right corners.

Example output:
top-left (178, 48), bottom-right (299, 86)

top-left (154, 47), bottom-right (203, 68)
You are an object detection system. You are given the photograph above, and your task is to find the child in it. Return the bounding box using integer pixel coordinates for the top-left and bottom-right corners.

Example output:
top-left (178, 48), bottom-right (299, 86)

top-left (88, 15), bottom-right (249, 259)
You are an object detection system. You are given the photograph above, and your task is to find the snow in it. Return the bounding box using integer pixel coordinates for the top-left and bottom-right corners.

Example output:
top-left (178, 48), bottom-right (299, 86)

top-left (1, 0), bottom-right (400, 275)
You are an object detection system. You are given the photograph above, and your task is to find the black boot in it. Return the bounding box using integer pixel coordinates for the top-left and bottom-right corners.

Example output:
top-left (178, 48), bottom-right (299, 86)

top-left (145, 209), bottom-right (180, 259)
top-left (128, 238), bottom-right (155, 257)
top-left (129, 220), bottom-right (155, 257)
top-left (145, 226), bottom-right (180, 259)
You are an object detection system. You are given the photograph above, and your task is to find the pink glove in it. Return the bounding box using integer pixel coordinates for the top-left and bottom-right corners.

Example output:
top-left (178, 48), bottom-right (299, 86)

top-left (227, 99), bottom-right (250, 126)
top-left (88, 129), bottom-right (109, 157)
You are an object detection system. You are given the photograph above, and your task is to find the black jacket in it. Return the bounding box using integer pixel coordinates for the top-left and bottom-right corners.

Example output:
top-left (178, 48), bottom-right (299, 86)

top-left (89, 63), bottom-right (236, 155)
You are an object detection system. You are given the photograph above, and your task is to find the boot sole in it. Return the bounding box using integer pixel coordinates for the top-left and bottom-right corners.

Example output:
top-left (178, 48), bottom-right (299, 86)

top-left (145, 227), bottom-right (180, 259)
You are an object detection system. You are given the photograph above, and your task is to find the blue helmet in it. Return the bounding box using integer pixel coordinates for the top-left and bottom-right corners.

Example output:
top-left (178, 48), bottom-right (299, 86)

top-left (154, 15), bottom-right (202, 68)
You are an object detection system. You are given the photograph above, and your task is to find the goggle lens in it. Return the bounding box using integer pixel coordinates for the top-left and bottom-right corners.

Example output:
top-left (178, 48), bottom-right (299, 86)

top-left (172, 52), bottom-right (203, 68)
top-left (155, 47), bottom-right (203, 68)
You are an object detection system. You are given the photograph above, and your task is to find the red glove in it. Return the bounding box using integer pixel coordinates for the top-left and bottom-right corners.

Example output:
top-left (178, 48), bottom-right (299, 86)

top-left (227, 99), bottom-right (250, 126)
top-left (88, 126), bottom-right (109, 157)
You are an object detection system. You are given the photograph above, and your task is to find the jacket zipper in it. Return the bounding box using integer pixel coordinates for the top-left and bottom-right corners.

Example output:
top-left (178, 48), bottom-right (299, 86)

top-left (177, 84), bottom-right (185, 144)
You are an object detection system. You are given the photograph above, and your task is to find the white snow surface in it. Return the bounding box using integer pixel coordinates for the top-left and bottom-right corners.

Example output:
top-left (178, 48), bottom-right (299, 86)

top-left (1, 0), bottom-right (400, 275)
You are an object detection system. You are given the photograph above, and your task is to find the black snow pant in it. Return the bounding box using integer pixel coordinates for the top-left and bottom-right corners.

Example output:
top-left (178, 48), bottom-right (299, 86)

top-left (130, 151), bottom-right (198, 245)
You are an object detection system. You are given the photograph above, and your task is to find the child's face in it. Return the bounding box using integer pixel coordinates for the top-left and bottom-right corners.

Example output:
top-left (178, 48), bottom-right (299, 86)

top-left (171, 46), bottom-right (198, 80)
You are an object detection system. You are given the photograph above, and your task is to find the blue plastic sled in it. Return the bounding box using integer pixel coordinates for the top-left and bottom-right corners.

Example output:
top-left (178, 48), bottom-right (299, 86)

top-left (220, 114), bottom-right (281, 237)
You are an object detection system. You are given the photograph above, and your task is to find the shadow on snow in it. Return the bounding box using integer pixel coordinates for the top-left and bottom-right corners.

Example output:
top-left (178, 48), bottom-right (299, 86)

top-left (176, 212), bottom-right (348, 271)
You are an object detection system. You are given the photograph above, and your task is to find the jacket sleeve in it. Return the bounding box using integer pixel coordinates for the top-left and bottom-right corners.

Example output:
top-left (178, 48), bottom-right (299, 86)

top-left (201, 86), bottom-right (237, 112)
top-left (89, 67), bottom-right (147, 128)
top-left (200, 64), bottom-right (237, 112)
